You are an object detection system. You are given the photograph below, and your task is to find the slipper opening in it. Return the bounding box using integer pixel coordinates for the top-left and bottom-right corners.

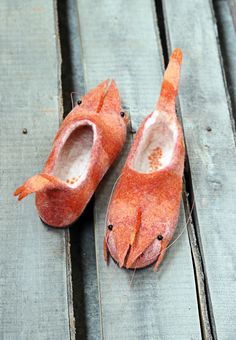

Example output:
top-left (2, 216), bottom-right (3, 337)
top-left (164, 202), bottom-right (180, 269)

top-left (132, 111), bottom-right (177, 173)
top-left (53, 123), bottom-right (94, 187)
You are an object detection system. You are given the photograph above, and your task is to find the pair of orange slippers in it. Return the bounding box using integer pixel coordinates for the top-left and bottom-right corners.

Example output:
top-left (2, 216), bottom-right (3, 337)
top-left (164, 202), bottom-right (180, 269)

top-left (14, 49), bottom-right (185, 270)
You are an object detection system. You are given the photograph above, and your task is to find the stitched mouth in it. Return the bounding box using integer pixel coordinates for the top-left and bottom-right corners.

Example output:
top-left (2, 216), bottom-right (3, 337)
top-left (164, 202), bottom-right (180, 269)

top-left (130, 239), bottom-right (161, 268)
top-left (53, 121), bottom-right (95, 187)
top-left (107, 231), bottom-right (161, 269)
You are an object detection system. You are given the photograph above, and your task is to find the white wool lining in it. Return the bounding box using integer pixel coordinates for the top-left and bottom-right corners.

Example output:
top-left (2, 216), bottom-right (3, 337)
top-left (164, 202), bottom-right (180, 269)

top-left (53, 121), bottom-right (96, 187)
top-left (132, 111), bottom-right (177, 173)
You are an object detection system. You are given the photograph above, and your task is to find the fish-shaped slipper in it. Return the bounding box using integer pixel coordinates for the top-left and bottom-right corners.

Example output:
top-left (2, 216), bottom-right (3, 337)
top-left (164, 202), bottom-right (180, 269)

top-left (104, 49), bottom-right (185, 270)
top-left (14, 80), bottom-right (128, 227)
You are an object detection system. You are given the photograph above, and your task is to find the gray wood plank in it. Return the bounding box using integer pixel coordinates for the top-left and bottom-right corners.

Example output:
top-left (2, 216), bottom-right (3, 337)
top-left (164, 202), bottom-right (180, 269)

top-left (76, 1), bottom-right (202, 339)
top-left (0, 1), bottom-right (74, 339)
top-left (163, 0), bottom-right (236, 338)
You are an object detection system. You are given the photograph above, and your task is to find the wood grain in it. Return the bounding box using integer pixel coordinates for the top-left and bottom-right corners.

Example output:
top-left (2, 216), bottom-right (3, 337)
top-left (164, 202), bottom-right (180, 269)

top-left (76, 0), bottom-right (202, 339)
top-left (0, 1), bottom-right (74, 339)
top-left (163, 0), bottom-right (236, 338)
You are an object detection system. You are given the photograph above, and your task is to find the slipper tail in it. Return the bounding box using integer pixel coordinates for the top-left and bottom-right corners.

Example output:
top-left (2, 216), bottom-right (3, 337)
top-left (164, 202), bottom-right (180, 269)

top-left (14, 174), bottom-right (63, 201)
top-left (157, 48), bottom-right (183, 112)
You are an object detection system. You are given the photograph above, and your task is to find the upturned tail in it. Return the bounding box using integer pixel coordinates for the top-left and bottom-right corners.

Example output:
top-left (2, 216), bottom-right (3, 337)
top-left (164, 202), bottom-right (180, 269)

top-left (14, 173), bottom-right (63, 201)
top-left (157, 48), bottom-right (183, 112)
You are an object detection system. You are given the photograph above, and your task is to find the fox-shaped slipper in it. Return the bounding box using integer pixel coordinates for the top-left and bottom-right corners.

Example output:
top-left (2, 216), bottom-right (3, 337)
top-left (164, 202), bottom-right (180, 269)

top-left (14, 80), bottom-right (128, 227)
top-left (104, 49), bottom-right (185, 270)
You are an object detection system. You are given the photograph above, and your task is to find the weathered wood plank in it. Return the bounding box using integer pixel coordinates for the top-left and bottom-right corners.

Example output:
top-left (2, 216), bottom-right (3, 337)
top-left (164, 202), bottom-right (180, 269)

top-left (0, 1), bottom-right (74, 339)
top-left (163, 0), bottom-right (236, 338)
top-left (76, 0), bottom-right (202, 339)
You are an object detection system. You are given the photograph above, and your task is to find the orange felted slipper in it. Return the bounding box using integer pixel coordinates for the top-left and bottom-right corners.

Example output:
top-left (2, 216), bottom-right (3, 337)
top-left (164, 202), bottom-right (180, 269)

top-left (104, 49), bottom-right (185, 270)
top-left (14, 80), bottom-right (128, 227)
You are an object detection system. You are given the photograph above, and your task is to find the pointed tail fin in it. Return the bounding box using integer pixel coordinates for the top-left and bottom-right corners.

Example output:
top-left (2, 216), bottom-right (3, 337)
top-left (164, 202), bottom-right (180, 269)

top-left (14, 173), bottom-right (63, 201)
top-left (157, 48), bottom-right (183, 112)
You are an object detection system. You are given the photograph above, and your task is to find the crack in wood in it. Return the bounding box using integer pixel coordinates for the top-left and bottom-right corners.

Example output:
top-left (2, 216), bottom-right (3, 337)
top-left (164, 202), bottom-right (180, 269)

top-left (54, 1), bottom-right (76, 338)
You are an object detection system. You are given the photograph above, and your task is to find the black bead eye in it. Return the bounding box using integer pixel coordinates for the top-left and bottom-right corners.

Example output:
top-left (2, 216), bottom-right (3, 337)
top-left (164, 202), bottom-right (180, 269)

top-left (120, 111), bottom-right (125, 117)
top-left (157, 234), bottom-right (163, 240)
top-left (107, 224), bottom-right (113, 231)
top-left (77, 99), bottom-right (82, 105)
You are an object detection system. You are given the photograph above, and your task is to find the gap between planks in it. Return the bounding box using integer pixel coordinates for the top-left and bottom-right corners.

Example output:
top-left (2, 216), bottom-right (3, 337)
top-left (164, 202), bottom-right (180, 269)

top-left (56, 0), bottom-right (100, 338)
top-left (54, 0), bottom-right (76, 337)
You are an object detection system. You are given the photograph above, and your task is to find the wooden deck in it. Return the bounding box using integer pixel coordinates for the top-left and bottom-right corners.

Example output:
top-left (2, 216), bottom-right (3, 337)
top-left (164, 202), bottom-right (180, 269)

top-left (0, 0), bottom-right (235, 339)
